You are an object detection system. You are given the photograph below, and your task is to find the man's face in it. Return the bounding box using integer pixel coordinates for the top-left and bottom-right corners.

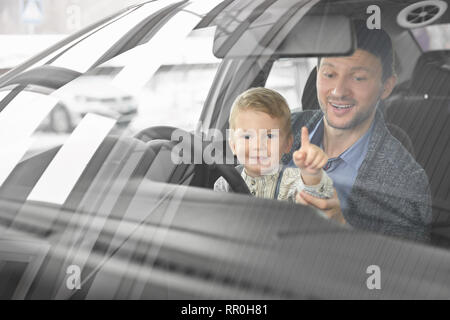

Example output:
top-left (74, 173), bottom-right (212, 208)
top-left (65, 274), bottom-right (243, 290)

top-left (316, 49), bottom-right (394, 131)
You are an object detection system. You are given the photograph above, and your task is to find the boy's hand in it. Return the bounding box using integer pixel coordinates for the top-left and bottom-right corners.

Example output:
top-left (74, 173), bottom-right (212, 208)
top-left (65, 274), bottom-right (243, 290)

top-left (293, 126), bottom-right (328, 177)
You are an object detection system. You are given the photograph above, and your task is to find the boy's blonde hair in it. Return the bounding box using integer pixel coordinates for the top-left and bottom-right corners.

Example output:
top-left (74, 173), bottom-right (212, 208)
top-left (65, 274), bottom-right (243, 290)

top-left (229, 87), bottom-right (292, 136)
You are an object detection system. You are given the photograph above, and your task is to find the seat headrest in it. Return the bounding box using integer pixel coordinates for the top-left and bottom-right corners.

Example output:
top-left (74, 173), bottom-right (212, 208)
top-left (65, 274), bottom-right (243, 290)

top-left (301, 68), bottom-right (320, 111)
top-left (410, 50), bottom-right (450, 95)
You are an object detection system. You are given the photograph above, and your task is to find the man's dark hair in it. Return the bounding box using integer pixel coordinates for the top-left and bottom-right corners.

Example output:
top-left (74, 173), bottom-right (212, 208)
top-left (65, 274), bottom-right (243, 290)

top-left (318, 20), bottom-right (395, 81)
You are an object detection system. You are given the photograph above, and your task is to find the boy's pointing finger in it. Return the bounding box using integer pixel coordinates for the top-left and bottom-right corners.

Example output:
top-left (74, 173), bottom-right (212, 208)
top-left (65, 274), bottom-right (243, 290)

top-left (301, 126), bottom-right (310, 147)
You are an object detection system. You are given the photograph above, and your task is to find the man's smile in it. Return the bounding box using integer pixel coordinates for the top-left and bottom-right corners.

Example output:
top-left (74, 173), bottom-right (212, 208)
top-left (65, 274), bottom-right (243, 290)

top-left (330, 102), bottom-right (354, 109)
top-left (327, 100), bottom-right (356, 115)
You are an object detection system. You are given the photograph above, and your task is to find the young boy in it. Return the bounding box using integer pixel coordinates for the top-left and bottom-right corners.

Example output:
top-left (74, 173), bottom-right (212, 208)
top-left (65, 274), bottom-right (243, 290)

top-left (214, 87), bottom-right (333, 202)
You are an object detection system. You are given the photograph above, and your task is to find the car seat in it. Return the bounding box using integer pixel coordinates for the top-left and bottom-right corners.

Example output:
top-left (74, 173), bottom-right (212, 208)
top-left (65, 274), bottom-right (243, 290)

top-left (383, 50), bottom-right (450, 248)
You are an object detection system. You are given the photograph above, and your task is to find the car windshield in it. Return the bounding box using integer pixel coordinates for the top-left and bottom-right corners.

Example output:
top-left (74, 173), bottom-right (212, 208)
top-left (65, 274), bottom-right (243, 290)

top-left (0, 0), bottom-right (329, 187)
top-left (1, 0), bottom-right (450, 300)
top-left (0, 0), bottom-right (333, 234)
top-left (0, 1), bottom-right (224, 158)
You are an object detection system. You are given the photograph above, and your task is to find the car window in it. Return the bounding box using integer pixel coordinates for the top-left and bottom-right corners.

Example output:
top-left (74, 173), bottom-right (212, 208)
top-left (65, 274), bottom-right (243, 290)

top-left (100, 27), bottom-right (220, 131)
top-left (41, 26), bottom-right (220, 138)
top-left (265, 57), bottom-right (317, 110)
top-left (19, 6), bottom-right (139, 75)
top-left (0, 90), bottom-right (59, 183)
top-left (49, 1), bottom-right (188, 73)
top-left (0, 1), bottom-right (223, 204)
top-left (2, 0), bottom-right (450, 301)
top-left (412, 24), bottom-right (450, 51)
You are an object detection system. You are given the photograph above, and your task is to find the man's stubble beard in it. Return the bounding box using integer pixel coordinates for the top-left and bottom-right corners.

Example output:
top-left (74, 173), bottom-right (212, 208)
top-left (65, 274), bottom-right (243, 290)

top-left (322, 102), bottom-right (377, 130)
top-left (319, 85), bottom-right (384, 130)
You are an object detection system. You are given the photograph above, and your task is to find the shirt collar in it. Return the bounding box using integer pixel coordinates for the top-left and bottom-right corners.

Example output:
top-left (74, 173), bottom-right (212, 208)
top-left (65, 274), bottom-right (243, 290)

top-left (310, 115), bottom-right (376, 171)
top-left (339, 120), bottom-right (375, 170)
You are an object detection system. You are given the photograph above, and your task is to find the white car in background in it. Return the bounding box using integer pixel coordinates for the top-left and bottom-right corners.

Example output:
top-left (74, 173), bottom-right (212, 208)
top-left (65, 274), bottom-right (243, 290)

top-left (39, 74), bottom-right (138, 133)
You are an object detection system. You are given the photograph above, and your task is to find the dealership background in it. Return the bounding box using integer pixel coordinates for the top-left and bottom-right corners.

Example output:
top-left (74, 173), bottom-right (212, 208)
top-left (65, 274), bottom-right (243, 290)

top-left (0, 0), bottom-right (139, 74)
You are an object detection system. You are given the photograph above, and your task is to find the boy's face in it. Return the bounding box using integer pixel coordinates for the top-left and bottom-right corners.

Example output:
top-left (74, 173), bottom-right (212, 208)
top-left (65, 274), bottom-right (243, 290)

top-left (229, 110), bottom-right (292, 177)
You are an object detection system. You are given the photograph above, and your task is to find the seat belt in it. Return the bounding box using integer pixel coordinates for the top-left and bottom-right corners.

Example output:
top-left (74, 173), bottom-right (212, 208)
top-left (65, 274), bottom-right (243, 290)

top-left (274, 166), bottom-right (285, 200)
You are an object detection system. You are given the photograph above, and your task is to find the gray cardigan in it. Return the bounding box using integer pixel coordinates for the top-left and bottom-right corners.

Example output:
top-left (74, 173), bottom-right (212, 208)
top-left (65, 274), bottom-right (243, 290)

top-left (283, 109), bottom-right (432, 243)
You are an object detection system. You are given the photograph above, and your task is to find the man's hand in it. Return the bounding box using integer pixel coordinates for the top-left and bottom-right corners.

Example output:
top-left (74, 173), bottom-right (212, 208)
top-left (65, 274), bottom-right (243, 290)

top-left (293, 126), bottom-right (328, 184)
top-left (296, 188), bottom-right (346, 225)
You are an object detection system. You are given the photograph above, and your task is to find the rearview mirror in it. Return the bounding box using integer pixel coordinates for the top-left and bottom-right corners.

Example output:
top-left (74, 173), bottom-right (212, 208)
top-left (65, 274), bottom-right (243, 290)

top-left (213, 15), bottom-right (355, 59)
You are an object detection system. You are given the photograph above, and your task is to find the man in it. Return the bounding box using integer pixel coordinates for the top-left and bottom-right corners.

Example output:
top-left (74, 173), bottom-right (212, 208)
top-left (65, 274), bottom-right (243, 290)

top-left (284, 21), bottom-right (432, 242)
